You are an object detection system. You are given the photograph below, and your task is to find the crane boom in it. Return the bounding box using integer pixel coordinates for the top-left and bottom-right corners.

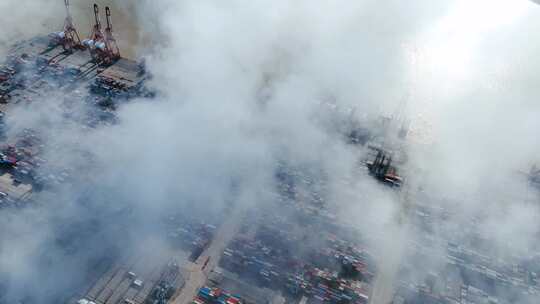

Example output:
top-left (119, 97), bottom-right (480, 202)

top-left (104, 6), bottom-right (121, 59)
top-left (64, 0), bottom-right (71, 19)
top-left (106, 6), bottom-right (112, 30)
top-left (94, 3), bottom-right (101, 31)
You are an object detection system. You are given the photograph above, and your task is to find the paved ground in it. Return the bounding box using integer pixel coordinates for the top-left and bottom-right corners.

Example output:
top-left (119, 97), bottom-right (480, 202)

top-left (171, 207), bottom-right (244, 304)
top-left (369, 184), bottom-right (414, 304)
top-left (369, 247), bottom-right (400, 304)
top-left (0, 172), bottom-right (32, 202)
top-left (368, 224), bottom-right (408, 304)
top-left (70, 241), bottom-right (189, 304)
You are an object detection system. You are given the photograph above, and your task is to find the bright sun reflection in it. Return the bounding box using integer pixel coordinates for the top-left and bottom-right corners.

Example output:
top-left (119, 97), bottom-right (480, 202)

top-left (444, 0), bottom-right (531, 32)
top-left (414, 0), bottom-right (532, 83)
top-left (406, 0), bottom-right (534, 144)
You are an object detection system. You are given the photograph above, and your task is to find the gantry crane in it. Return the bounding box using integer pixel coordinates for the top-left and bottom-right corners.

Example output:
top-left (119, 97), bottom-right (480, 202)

top-left (50, 0), bottom-right (84, 52)
top-left (83, 4), bottom-right (121, 65)
top-left (366, 148), bottom-right (403, 188)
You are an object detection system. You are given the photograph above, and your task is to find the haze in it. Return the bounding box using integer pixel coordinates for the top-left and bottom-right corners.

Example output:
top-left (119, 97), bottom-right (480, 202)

top-left (0, 1), bottom-right (539, 304)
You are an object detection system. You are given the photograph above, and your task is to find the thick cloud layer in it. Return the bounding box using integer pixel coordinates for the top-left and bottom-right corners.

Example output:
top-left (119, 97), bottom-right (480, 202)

top-left (1, 0), bottom-right (540, 303)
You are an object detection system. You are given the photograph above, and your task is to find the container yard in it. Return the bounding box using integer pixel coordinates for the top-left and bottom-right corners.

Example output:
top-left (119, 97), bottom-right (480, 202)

top-left (164, 215), bottom-right (217, 262)
top-left (215, 208), bottom-right (377, 304)
top-left (195, 286), bottom-right (244, 304)
top-left (71, 250), bottom-right (186, 304)
top-left (2, 2), bottom-right (540, 304)
top-left (0, 1), bottom-right (150, 207)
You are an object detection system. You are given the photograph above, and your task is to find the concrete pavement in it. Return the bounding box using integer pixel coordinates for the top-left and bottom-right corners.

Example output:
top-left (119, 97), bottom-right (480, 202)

top-left (171, 207), bottom-right (244, 304)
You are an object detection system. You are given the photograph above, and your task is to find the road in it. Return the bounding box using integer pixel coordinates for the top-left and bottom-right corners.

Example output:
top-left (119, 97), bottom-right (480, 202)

top-left (368, 223), bottom-right (408, 304)
top-left (368, 248), bottom-right (401, 304)
top-left (171, 207), bottom-right (244, 304)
